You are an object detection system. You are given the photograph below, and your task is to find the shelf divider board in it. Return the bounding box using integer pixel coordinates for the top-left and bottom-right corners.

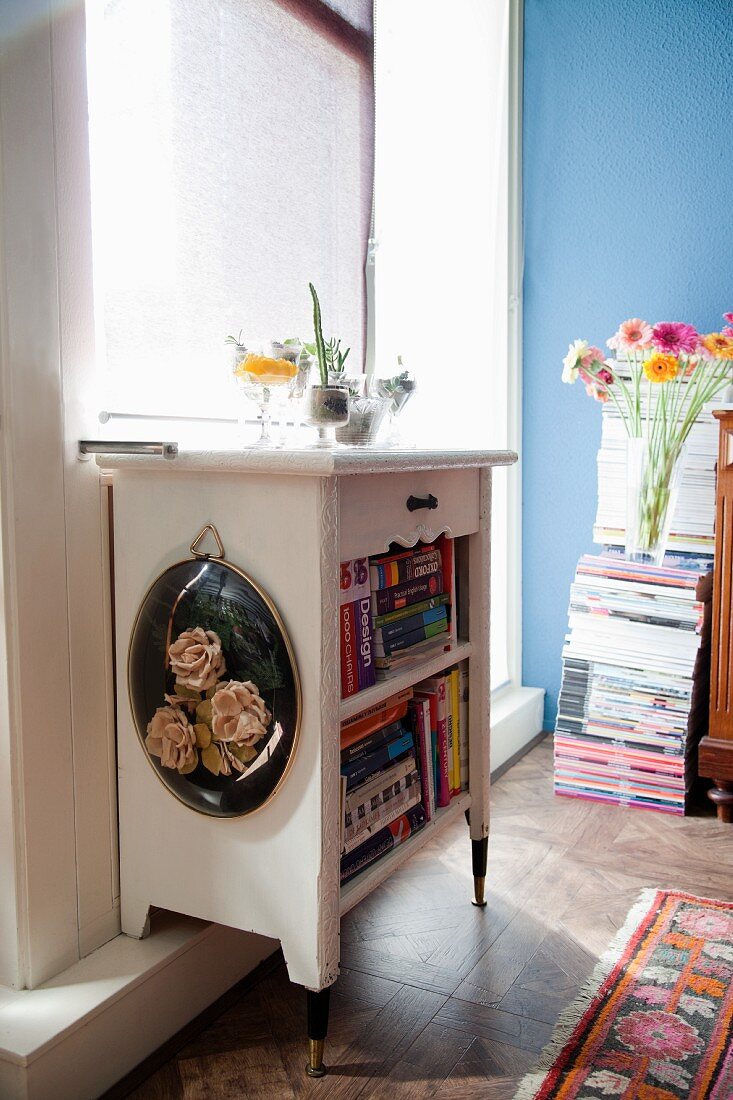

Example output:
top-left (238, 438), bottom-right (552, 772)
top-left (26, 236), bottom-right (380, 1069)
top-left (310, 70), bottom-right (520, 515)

top-left (339, 641), bottom-right (473, 722)
top-left (339, 791), bottom-right (472, 915)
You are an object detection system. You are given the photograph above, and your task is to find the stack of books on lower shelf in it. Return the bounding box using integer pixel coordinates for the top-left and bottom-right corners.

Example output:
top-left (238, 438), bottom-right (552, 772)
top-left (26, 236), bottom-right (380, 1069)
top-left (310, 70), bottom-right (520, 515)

top-left (370, 536), bottom-right (454, 681)
top-left (555, 553), bottom-right (710, 814)
top-left (340, 668), bottom-right (469, 885)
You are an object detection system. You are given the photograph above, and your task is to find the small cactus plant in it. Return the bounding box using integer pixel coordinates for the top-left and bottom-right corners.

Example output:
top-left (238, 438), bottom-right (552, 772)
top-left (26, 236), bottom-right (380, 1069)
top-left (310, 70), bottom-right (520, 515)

top-left (309, 282), bottom-right (329, 387)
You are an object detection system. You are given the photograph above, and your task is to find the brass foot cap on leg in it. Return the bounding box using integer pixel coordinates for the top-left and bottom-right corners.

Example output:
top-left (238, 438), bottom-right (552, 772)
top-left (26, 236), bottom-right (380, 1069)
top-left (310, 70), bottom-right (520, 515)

top-left (472, 875), bottom-right (487, 908)
top-left (306, 1038), bottom-right (327, 1078)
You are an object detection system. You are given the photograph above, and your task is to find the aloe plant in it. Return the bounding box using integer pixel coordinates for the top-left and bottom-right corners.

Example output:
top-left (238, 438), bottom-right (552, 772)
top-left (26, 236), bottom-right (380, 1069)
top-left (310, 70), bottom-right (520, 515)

top-left (309, 282), bottom-right (329, 387)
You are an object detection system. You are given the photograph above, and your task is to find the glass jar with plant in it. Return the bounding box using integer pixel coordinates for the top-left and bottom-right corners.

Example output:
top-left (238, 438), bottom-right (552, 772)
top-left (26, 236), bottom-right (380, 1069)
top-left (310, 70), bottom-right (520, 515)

top-left (371, 357), bottom-right (417, 446)
top-left (303, 283), bottom-right (350, 445)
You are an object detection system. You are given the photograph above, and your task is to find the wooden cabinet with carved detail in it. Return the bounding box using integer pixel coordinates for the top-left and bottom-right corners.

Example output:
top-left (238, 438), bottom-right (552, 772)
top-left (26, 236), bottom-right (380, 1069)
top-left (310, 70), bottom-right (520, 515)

top-left (103, 445), bottom-right (516, 1074)
top-left (700, 410), bottom-right (733, 822)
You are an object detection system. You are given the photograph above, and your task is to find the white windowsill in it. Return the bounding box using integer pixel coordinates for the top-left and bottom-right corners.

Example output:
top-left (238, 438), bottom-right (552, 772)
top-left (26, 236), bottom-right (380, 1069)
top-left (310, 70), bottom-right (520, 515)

top-left (490, 683), bottom-right (546, 773)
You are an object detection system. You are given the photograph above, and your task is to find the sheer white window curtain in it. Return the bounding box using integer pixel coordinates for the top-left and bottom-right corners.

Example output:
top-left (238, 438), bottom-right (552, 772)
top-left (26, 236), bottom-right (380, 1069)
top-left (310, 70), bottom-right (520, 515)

top-left (372, 0), bottom-right (513, 688)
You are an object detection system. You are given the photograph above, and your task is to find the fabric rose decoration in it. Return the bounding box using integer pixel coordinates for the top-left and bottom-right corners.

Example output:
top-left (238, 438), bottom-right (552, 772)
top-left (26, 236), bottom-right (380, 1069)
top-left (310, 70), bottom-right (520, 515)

top-left (212, 680), bottom-right (271, 748)
top-left (169, 627), bottom-right (225, 691)
top-left (145, 696), bottom-right (198, 772)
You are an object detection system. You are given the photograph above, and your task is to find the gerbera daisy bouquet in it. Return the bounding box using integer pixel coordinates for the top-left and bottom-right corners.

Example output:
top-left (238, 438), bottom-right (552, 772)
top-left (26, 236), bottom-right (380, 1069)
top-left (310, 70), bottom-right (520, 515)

top-left (562, 315), bottom-right (733, 563)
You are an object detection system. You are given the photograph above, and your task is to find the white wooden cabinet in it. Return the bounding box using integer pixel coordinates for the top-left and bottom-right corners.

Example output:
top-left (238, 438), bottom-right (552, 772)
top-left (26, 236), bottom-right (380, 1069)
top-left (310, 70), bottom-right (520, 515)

top-left (104, 445), bottom-right (515, 1074)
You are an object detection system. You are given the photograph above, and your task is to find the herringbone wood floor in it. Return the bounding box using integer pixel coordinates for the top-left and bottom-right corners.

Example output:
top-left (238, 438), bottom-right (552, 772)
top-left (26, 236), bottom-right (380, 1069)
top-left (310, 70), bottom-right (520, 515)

top-left (122, 739), bottom-right (732, 1099)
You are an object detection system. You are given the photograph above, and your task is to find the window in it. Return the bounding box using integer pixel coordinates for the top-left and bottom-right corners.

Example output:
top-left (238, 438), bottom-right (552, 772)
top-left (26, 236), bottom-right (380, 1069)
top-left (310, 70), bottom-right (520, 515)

top-left (86, 0), bottom-right (374, 419)
top-left (372, 0), bottom-right (515, 689)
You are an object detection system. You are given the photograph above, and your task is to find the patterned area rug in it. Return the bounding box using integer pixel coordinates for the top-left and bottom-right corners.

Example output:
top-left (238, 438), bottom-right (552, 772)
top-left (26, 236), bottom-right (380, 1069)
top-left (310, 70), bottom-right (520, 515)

top-left (514, 889), bottom-right (733, 1099)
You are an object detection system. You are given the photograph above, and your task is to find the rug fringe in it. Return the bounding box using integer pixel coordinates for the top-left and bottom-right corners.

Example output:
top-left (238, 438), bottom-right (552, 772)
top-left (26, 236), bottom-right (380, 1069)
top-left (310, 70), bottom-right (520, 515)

top-left (511, 887), bottom-right (660, 1100)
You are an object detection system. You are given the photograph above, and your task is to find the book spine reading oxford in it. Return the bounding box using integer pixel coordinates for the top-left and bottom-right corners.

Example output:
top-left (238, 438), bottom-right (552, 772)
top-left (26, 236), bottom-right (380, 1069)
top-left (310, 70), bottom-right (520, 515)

top-left (369, 547), bottom-right (441, 590)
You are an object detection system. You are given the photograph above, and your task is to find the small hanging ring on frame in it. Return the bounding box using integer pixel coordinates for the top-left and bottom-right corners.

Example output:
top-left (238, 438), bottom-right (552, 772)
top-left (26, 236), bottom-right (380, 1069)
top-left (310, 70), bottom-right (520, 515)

top-left (189, 524), bottom-right (225, 560)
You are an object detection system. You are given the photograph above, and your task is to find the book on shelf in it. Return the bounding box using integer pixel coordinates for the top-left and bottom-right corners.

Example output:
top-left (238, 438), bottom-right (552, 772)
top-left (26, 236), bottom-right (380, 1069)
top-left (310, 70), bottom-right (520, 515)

top-left (342, 782), bottom-right (422, 855)
top-left (375, 603), bottom-right (449, 647)
top-left (415, 676), bottom-right (451, 807)
top-left (341, 718), bottom-right (405, 764)
top-left (373, 593), bottom-right (450, 630)
top-left (340, 687), bottom-right (413, 747)
top-left (459, 665), bottom-right (469, 789)
top-left (342, 727), bottom-right (414, 791)
top-left (374, 612), bottom-right (449, 657)
top-left (372, 572), bottom-right (445, 617)
top-left (408, 696), bottom-right (435, 820)
top-left (340, 803), bottom-right (427, 886)
top-left (339, 557), bottom-right (375, 698)
top-left (370, 545), bottom-right (442, 590)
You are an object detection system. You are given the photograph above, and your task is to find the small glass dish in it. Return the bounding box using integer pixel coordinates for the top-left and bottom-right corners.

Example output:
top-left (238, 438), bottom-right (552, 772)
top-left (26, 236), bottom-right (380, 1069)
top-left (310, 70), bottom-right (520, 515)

top-left (233, 340), bottom-right (301, 447)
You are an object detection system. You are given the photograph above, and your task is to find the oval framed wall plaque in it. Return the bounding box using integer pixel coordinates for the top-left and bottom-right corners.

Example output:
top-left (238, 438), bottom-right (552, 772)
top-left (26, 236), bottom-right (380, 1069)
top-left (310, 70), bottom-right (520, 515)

top-left (128, 527), bottom-right (301, 818)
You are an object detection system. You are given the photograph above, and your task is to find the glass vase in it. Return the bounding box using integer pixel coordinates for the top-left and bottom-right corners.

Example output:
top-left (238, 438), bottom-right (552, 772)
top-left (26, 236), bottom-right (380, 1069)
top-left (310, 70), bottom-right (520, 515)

top-left (625, 436), bottom-right (687, 566)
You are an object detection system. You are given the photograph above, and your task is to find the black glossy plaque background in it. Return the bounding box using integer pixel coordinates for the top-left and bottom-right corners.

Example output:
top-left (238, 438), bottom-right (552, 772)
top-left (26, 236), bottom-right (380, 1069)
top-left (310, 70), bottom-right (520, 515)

top-left (128, 558), bottom-right (300, 817)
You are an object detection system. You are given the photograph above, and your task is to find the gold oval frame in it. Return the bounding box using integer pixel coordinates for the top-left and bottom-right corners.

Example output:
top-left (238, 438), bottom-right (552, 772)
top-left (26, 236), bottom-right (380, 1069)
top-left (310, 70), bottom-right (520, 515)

top-left (127, 545), bottom-right (302, 820)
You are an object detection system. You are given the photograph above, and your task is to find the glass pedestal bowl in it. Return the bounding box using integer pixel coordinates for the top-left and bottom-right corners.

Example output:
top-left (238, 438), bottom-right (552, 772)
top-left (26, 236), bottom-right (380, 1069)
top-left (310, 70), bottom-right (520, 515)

top-left (233, 342), bottom-right (300, 447)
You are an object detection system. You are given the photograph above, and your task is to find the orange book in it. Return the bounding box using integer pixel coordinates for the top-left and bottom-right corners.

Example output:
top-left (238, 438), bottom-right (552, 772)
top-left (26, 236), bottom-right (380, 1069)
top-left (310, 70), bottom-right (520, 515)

top-left (340, 687), bottom-right (414, 749)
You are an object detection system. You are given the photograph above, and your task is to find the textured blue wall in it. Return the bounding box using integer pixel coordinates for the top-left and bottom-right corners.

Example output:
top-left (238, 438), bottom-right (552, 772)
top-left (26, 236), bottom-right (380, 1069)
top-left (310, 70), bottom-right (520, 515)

top-left (522, 0), bottom-right (733, 727)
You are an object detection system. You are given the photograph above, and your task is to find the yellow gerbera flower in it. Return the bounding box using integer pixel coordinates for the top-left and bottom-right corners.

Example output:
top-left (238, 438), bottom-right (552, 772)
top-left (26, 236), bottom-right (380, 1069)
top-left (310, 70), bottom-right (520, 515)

top-left (702, 333), bottom-right (733, 360)
top-left (643, 352), bottom-right (679, 384)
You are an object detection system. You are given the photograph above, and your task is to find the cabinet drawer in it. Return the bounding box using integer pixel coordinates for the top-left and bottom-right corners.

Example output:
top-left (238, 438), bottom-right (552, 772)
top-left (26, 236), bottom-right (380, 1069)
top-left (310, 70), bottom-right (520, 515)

top-left (339, 468), bottom-right (480, 560)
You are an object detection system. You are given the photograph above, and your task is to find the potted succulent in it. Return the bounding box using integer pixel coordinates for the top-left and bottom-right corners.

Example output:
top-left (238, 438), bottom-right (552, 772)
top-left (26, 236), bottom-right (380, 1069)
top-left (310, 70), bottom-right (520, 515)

top-left (304, 283), bottom-right (350, 444)
top-left (372, 358), bottom-right (417, 445)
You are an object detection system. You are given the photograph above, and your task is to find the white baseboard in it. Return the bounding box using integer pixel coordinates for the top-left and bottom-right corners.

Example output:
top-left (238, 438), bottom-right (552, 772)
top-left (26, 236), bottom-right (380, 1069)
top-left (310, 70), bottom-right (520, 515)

top-left (0, 912), bottom-right (275, 1100)
top-left (490, 684), bottom-right (545, 773)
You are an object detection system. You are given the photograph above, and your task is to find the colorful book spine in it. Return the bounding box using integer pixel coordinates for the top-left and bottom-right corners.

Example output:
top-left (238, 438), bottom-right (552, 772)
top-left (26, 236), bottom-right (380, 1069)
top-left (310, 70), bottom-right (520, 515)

top-left (408, 697), bottom-right (435, 820)
top-left (376, 605), bottom-right (448, 645)
top-left (340, 804), bottom-right (427, 885)
top-left (373, 593), bottom-right (450, 630)
top-left (342, 730), bottom-right (414, 791)
top-left (340, 688), bottom-right (413, 749)
top-left (374, 614), bottom-right (448, 657)
top-left (339, 557), bottom-right (376, 698)
top-left (374, 633), bottom-right (450, 673)
top-left (459, 665), bottom-right (469, 789)
top-left (449, 668), bottom-right (461, 797)
top-left (417, 677), bottom-right (450, 807)
top-left (372, 571), bottom-right (444, 616)
top-left (370, 548), bottom-right (442, 591)
top-left (344, 754), bottom-right (417, 820)
top-left (340, 719), bottom-right (404, 763)
top-left (342, 784), bottom-right (421, 854)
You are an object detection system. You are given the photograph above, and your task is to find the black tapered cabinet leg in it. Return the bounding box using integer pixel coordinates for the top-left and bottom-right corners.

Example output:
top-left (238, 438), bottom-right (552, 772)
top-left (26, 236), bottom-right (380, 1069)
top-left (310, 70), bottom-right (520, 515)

top-left (471, 836), bottom-right (488, 908)
top-left (305, 987), bottom-right (331, 1078)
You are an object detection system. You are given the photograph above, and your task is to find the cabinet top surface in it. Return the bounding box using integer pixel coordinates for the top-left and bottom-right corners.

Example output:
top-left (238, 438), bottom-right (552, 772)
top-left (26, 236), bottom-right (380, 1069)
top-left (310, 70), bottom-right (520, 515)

top-left (98, 446), bottom-right (518, 477)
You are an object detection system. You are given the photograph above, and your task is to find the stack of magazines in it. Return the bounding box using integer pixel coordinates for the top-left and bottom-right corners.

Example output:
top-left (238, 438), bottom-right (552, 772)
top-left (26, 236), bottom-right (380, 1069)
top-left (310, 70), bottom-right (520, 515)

top-left (555, 554), bottom-right (709, 814)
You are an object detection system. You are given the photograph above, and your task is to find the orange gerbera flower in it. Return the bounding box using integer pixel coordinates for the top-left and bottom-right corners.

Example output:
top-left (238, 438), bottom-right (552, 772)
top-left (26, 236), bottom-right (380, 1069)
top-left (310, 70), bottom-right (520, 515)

top-left (702, 332), bottom-right (733, 360)
top-left (643, 352), bottom-right (679, 383)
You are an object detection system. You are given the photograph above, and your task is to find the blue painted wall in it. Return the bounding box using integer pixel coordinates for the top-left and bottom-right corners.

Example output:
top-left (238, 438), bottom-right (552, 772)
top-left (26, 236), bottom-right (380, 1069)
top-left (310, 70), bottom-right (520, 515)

top-left (522, 0), bottom-right (733, 727)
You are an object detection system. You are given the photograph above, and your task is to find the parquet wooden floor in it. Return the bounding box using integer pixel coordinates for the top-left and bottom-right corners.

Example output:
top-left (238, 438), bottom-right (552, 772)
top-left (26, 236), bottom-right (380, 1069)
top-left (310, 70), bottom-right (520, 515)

top-left (120, 739), bottom-right (733, 1100)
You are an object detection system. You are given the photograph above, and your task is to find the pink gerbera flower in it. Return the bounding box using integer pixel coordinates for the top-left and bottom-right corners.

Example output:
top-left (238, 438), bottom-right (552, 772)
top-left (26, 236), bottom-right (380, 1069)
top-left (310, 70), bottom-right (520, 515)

top-left (723, 312), bottom-right (733, 324)
top-left (652, 322), bottom-right (699, 356)
top-left (607, 318), bottom-right (653, 351)
top-left (722, 326), bottom-right (733, 339)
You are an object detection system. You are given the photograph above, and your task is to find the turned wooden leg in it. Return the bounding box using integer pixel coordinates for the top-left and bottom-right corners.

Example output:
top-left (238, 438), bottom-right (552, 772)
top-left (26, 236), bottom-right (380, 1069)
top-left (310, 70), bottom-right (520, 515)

top-left (305, 987), bottom-right (331, 1078)
top-left (707, 780), bottom-right (733, 823)
top-left (471, 836), bottom-right (488, 908)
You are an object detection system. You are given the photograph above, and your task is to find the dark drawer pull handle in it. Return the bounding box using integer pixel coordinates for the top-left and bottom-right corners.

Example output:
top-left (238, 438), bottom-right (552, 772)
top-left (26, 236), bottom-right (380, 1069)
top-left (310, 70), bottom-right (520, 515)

top-left (406, 493), bottom-right (438, 512)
